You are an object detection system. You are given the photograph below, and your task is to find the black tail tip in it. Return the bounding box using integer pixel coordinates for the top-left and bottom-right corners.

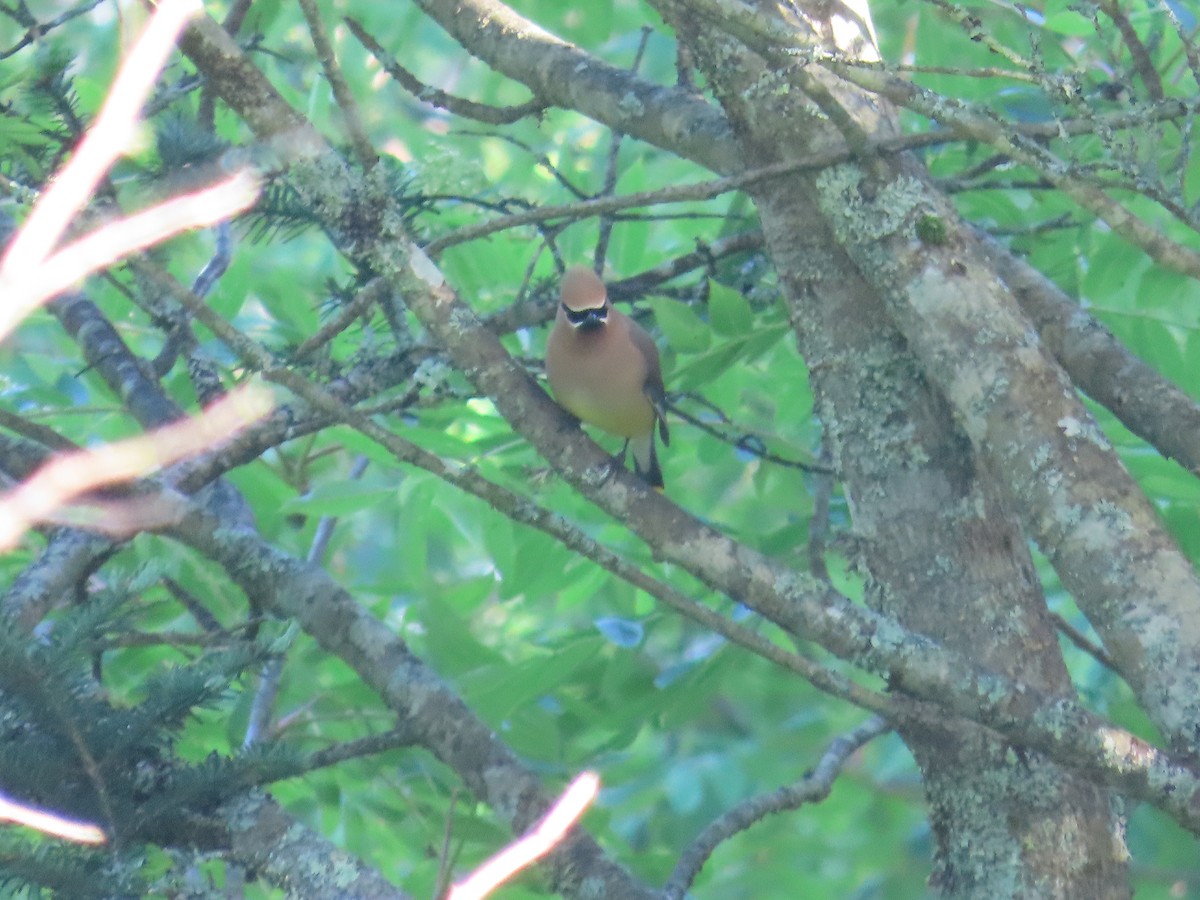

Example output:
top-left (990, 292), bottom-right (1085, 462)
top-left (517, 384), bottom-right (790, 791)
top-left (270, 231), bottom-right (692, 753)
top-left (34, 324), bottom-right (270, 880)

top-left (635, 457), bottom-right (664, 490)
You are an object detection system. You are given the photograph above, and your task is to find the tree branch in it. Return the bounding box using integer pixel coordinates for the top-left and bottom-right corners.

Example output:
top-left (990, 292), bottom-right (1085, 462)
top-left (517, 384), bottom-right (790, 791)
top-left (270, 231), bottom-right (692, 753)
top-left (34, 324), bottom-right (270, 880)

top-left (345, 17), bottom-right (544, 125)
top-left (977, 231), bottom-right (1200, 477)
top-left (408, 0), bottom-right (740, 173)
top-left (298, 0), bottom-right (377, 171)
top-left (167, 500), bottom-right (660, 900)
top-left (174, 7), bottom-right (1200, 834)
top-left (204, 792), bottom-right (413, 899)
top-left (665, 716), bottom-right (889, 898)
top-left (816, 160), bottom-right (1200, 754)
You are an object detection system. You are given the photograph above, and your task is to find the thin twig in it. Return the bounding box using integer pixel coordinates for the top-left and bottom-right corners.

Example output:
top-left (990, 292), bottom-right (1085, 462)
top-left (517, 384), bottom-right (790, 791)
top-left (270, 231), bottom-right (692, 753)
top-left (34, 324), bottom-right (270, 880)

top-left (295, 277), bottom-right (391, 358)
top-left (807, 439), bottom-right (834, 582)
top-left (669, 400), bottom-right (832, 474)
top-left (0, 0), bottom-right (106, 63)
top-left (664, 716), bottom-right (889, 899)
top-left (306, 724), bottom-right (417, 769)
top-left (245, 455), bottom-right (369, 747)
top-left (434, 790), bottom-right (462, 900)
top-left (154, 221), bottom-right (233, 377)
top-left (164, 576), bottom-right (224, 633)
top-left (595, 27), bottom-right (652, 271)
top-left (1051, 612), bottom-right (1119, 673)
top-left (0, 408), bottom-right (79, 452)
top-left (1097, 0), bottom-right (1164, 101)
top-left (424, 146), bottom-right (854, 256)
top-left (457, 130), bottom-right (589, 199)
top-left (346, 17), bottom-right (543, 125)
top-left (299, 0), bottom-right (377, 170)
top-left (919, 0), bottom-right (1036, 72)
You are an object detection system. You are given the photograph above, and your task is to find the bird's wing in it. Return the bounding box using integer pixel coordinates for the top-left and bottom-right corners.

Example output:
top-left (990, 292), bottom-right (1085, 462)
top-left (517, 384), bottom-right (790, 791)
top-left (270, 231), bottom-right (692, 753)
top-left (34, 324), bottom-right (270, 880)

top-left (631, 326), bottom-right (670, 446)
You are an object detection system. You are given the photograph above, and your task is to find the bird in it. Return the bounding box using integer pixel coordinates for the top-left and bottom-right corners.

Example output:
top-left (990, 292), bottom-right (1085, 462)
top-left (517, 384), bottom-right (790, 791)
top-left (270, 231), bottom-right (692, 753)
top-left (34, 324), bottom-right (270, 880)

top-left (545, 266), bottom-right (670, 488)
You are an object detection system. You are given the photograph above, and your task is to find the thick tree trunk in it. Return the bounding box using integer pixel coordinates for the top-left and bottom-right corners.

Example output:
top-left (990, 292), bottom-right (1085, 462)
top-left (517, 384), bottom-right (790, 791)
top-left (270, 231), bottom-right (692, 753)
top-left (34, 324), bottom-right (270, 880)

top-left (652, 1), bottom-right (1129, 894)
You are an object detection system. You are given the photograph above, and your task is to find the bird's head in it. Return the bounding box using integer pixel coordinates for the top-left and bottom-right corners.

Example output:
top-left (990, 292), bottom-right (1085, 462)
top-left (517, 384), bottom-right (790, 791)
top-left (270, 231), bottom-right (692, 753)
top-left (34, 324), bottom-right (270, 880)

top-left (560, 266), bottom-right (609, 332)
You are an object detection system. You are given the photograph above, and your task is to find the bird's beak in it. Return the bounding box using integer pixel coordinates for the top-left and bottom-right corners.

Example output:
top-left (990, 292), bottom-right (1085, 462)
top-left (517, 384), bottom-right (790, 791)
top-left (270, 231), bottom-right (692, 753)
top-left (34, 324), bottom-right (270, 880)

top-left (563, 305), bottom-right (608, 331)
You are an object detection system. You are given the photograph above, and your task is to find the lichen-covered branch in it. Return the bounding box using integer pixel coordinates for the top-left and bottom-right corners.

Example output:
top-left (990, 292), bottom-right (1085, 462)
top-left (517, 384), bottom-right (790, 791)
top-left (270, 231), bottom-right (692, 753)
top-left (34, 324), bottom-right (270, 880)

top-left (815, 159), bottom-right (1200, 753)
top-left (167, 500), bottom-right (659, 900)
top-left (977, 232), bottom-right (1200, 476)
top-left (408, 0), bottom-right (740, 173)
top-left (175, 9), bottom-right (1200, 840)
top-left (203, 792), bottom-right (413, 900)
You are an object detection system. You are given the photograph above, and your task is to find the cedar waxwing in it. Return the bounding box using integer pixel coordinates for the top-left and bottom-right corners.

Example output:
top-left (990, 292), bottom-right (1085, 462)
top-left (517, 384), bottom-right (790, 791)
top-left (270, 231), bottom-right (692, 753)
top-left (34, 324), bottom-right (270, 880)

top-left (546, 266), bottom-right (670, 487)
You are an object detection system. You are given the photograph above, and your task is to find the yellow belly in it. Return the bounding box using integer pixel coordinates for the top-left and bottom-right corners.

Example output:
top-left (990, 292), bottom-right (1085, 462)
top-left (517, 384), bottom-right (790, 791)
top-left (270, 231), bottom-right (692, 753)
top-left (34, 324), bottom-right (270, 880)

top-left (554, 381), bottom-right (654, 439)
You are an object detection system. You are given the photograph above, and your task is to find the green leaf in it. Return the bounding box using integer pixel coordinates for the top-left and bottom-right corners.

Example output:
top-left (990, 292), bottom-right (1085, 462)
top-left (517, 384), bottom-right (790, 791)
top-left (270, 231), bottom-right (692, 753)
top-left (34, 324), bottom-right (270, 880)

top-left (646, 297), bottom-right (710, 352)
top-left (671, 340), bottom-right (746, 392)
top-left (462, 637), bottom-right (603, 721)
top-left (708, 279), bottom-right (754, 336)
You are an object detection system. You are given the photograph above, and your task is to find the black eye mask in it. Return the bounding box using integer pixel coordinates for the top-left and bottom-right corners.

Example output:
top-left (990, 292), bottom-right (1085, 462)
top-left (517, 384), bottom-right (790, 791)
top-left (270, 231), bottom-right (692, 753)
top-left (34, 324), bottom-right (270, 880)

top-left (563, 304), bottom-right (608, 329)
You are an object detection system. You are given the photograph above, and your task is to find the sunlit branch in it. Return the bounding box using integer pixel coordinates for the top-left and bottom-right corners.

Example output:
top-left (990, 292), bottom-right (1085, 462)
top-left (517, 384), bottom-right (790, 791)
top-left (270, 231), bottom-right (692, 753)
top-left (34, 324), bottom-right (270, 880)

top-left (1, 0), bottom-right (201, 268)
top-left (0, 171), bottom-right (258, 343)
top-left (0, 790), bottom-right (106, 845)
top-left (0, 385), bottom-right (272, 550)
top-left (450, 772), bottom-right (600, 900)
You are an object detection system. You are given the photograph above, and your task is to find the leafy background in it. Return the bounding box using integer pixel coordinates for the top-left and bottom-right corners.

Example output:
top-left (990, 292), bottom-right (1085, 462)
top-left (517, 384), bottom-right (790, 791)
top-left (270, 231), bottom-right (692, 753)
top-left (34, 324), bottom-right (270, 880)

top-left (1, 0), bottom-right (1198, 896)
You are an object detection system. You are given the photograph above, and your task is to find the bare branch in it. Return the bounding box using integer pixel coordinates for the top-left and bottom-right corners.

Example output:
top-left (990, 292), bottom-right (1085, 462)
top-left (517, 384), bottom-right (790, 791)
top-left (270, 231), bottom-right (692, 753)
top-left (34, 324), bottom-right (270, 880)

top-left (51, 290), bottom-right (183, 428)
top-left (1097, 0), bottom-right (1164, 101)
top-left (976, 231), bottom-right (1200, 477)
top-left (345, 17), bottom-right (544, 125)
top-left (0, 0), bottom-right (106, 60)
top-left (409, 0), bottom-right (739, 172)
top-left (1052, 613), bottom-right (1119, 673)
top-left (212, 792), bottom-right (414, 900)
top-left (665, 717), bottom-right (889, 899)
top-left (299, 0), bottom-right (377, 170)
top-left (919, 0), bottom-right (1035, 71)
top-left (424, 133), bottom-right (935, 256)
top-left (594, 27), bottom-right (653, 271)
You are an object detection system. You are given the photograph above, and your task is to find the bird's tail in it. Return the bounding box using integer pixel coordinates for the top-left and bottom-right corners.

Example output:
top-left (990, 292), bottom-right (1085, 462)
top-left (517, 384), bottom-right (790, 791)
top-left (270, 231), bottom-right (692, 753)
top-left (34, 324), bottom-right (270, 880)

top-left (630, 432), bottom-right (664, 490)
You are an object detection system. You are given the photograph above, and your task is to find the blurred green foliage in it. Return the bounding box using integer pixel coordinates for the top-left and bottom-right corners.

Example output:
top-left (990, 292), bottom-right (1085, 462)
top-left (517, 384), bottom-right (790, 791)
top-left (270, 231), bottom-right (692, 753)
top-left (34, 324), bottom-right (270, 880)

top-left (1, 0), bottom-right (1198, 897)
